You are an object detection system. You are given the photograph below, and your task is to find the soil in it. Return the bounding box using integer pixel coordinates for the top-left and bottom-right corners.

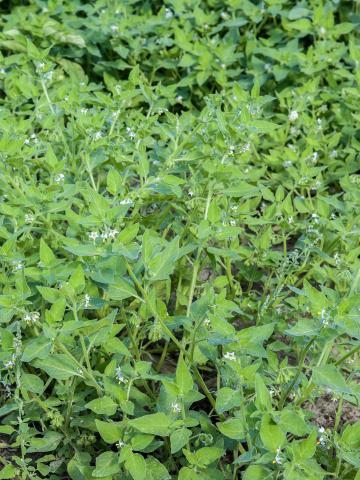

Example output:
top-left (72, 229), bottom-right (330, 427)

top-left (304, 394), bottom-right (360, 429)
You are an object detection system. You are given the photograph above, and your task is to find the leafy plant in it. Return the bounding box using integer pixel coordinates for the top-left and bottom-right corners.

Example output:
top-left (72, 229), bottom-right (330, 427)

top-left (0, 1), bottom-right (359, 479)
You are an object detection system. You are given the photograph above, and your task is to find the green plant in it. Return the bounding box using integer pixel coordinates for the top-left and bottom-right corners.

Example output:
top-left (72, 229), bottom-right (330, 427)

top-left (0, 1), bottom-right (359, 479)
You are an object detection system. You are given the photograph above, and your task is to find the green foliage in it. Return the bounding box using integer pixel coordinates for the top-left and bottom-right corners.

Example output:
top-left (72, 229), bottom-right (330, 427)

top-left (0, 0), bottom-right (360, 479)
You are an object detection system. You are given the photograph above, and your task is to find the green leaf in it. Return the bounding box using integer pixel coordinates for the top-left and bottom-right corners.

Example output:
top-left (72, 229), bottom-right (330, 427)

top-left (0, 465), bottom-right (17, 479)
top-left (176, 356), bottom-right (193, 394)
top-left (21, 373), bottom-right (44, 394)
top-left (28, 431), bottom-right (63, 453)
top-left (243, 465), bottom-right (272, 480)
top-left (215, 387), bottom-right (242, 414)
top-left (86, 396), bottom-right (117, 416)
top-left (95, 420), bottom-right (123, 444)
top-left (147, 237), bottom-right (179, 282)
top-left (312, 365), bottom-right (351, 394)
top-left (255, 374), bottom-right (272, 411)
top-left (32, 354), bottom-right (81, 380)
top-left (129, 413), bottom-right (172, 436)
top-left (260, 414), bottom-right (286, 453)
top-left (107, 278), bottom-right (139, 301)
top-left (93, 452), bottom-right (120, 478)
top-left (125, 452), bottom-right (147, 480)
top-left (217, 418), bottom-right (246, 440)
top-left (170, 428), bottom-right (192, 454)
top-left (40, 238), bottom-right (56, 266)
top-left (22, 337), bottom-right (52, 362)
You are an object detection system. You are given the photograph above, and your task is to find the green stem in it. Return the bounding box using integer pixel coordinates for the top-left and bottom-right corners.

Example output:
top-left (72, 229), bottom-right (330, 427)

top-left (279, 338), bottom-right (314, 409)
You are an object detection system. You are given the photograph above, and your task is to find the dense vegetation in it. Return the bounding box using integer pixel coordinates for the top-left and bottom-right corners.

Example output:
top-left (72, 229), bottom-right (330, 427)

top-left (0, 1), bottom-right (359, 479)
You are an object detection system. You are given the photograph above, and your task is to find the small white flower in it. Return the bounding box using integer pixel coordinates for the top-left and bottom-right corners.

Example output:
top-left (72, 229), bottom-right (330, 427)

top-left (126, 127), bottom-right (136, 139)
top-left (12, 261), bottom-right (24, 272)
top-left (93, 131), bottom-right (103, 141)
top-left (288, 110), bottom-right (299, 122)
top-left (54, 173), bottom-right (65, 183)
top-left (24, 139), bottom-right (30, 145)
top-left (176, 95), bottom-right (183, 102)
top-left (223, 351), bottom-right (236, 361)
top-left (333, 252), bottom-right (341, 266)
top-left (88, 231), bottom-right (99, 241)
top-left (319, 27), bottom-right (326, 36)
top-left (312, 152), bottom-right (319, 163)
top-left (274, 446), bottom-right (282, 464)
top-left (107, 229), bottom-right (119, 239)
top-left (23, 312), bottom-right (40, 324)
top-left (80, 108), bottom-right (88, 114)
top-left (283, 160), bottom-right (293, 168)
top-left (203, 318), bottom-right (211, 327)
top-left (311, 213), bottom-right (320, 223)
top-left (110, 24), bottom-right (118, 32)
top-left (230, 220), bottom-right (236, 226)
top-left (288, 216), bottom-right (294, 225)
top-left (117, 440), bottom-right (125, 448)
top-left (330, 149), bottom-right (337, 158)
top-left (115, 366), bottom-right (127, 384)
top-left (164, 8), bottom-right (173, 19)
top-left (220, 11), bottom-right (229, 19)
top-left (188, 190), bottom-right (194, 197)
top-left (240, 143), bottom-right (250, 153)
top-left (171, 401), bottom-right (181, 413)
top-left (4, 359), bottom-right (15, 369)
top-left (318, 427), bottom-right (325, 434)
top-left (100, 232), bottom-right (109, 241)
top-left (25, 214), bottom-right (35, 223)
top-left (120, 198), bottom-right (132, 205)
top-left (84, 294), bottom-right (91, 308)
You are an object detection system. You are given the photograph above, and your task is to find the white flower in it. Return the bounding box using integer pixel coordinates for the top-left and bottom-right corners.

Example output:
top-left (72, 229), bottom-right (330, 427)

top-left (25, 214), bottom-right (35, 223)
top-left (4, 359), bottom-right (15, 369)
top-left (203, 318), bottom-right (211, 327)
top-left (126, 127), bottom-right (136, 139)
top-left (220, 11), bottom-right (229, 19)
top-left (84, 294), bottom-right (91, 308)
top-left (283, 160), bottom-right (293, 168)
top-left (115, 366), bottom-right (127, 384)
top-left (288, 110), bottom-right (299, 122)
top-left (330, 149), bottom-right (337, 158)
top-left (23, 312), bottom-right (40, 324)
top-left (164, 8), bottom-right (173, 19)
top-left (107, 229), bottom-right (119, 239)
top-left (319, 27), bottom-right (326, 36)
top-left (333, 252), bottom-right (340, 266)
top-left (312, 152), bottom-right (319, 162)
top-left (88, 231), bottom-right (99, 241)
top-left (230, 220), bottom-right (236, 226)
top-left (240, 143), bottom-right (250, 153)
top-left (12, 261), bottom-right (24, 272)
top-left (171, 401), bottom-right (181, 413)
top-left (24, 139), bottom-right (30, 145)
top-left (311, 213), bottom-right (320, 224)
top-left (120, 198), bottom-right (132, 205)
top-left (288, 216), bottom-right (294, 225)
top-left (320, 308), bottom-right (330, 326)
top-left (54, 173), bottom-right (65, 183)
top-left (117, 440), bottom-right (125, 448)
top-left (93, 131), bottom-right (103, 141)
top-left (188, 190), bottom-right (194, 197)
top-left (274, 446), bottom-right (282, 464)
top-left (318, 427), bottom-right (325, 434)
top-left (110, 24), bottom-right (118, 32)
top-left (176, 95), bottom-right (183, 102)
top-left (223, 351), bottom-right (236, 361)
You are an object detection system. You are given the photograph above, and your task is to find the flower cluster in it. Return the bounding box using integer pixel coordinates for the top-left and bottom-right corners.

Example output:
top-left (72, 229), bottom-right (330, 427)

top-left (23, 311), bottom-right (40, 324)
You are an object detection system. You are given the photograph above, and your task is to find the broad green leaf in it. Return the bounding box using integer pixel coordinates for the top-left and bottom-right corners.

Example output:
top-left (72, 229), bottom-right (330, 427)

top-left (95, 420), bottom-right (123, 444)
top-left (176, 356), bottom-right (193, 394)
top-left (170, 428), bottom-right (192, 453)
top-left (86, 396), bottom-right (117, 416)
top-left (125, 452), bottom-right (146, 480)
top-left (32, 355), bottom-right (81, 380)
top-left (129, 413), bottom-right (172, 436)
top-left (260, 414), bottom-right (286, 453)
top-left (217, 418), bottom-right (246, 440)
top-left (93, 452), bottom-right (120, 477)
